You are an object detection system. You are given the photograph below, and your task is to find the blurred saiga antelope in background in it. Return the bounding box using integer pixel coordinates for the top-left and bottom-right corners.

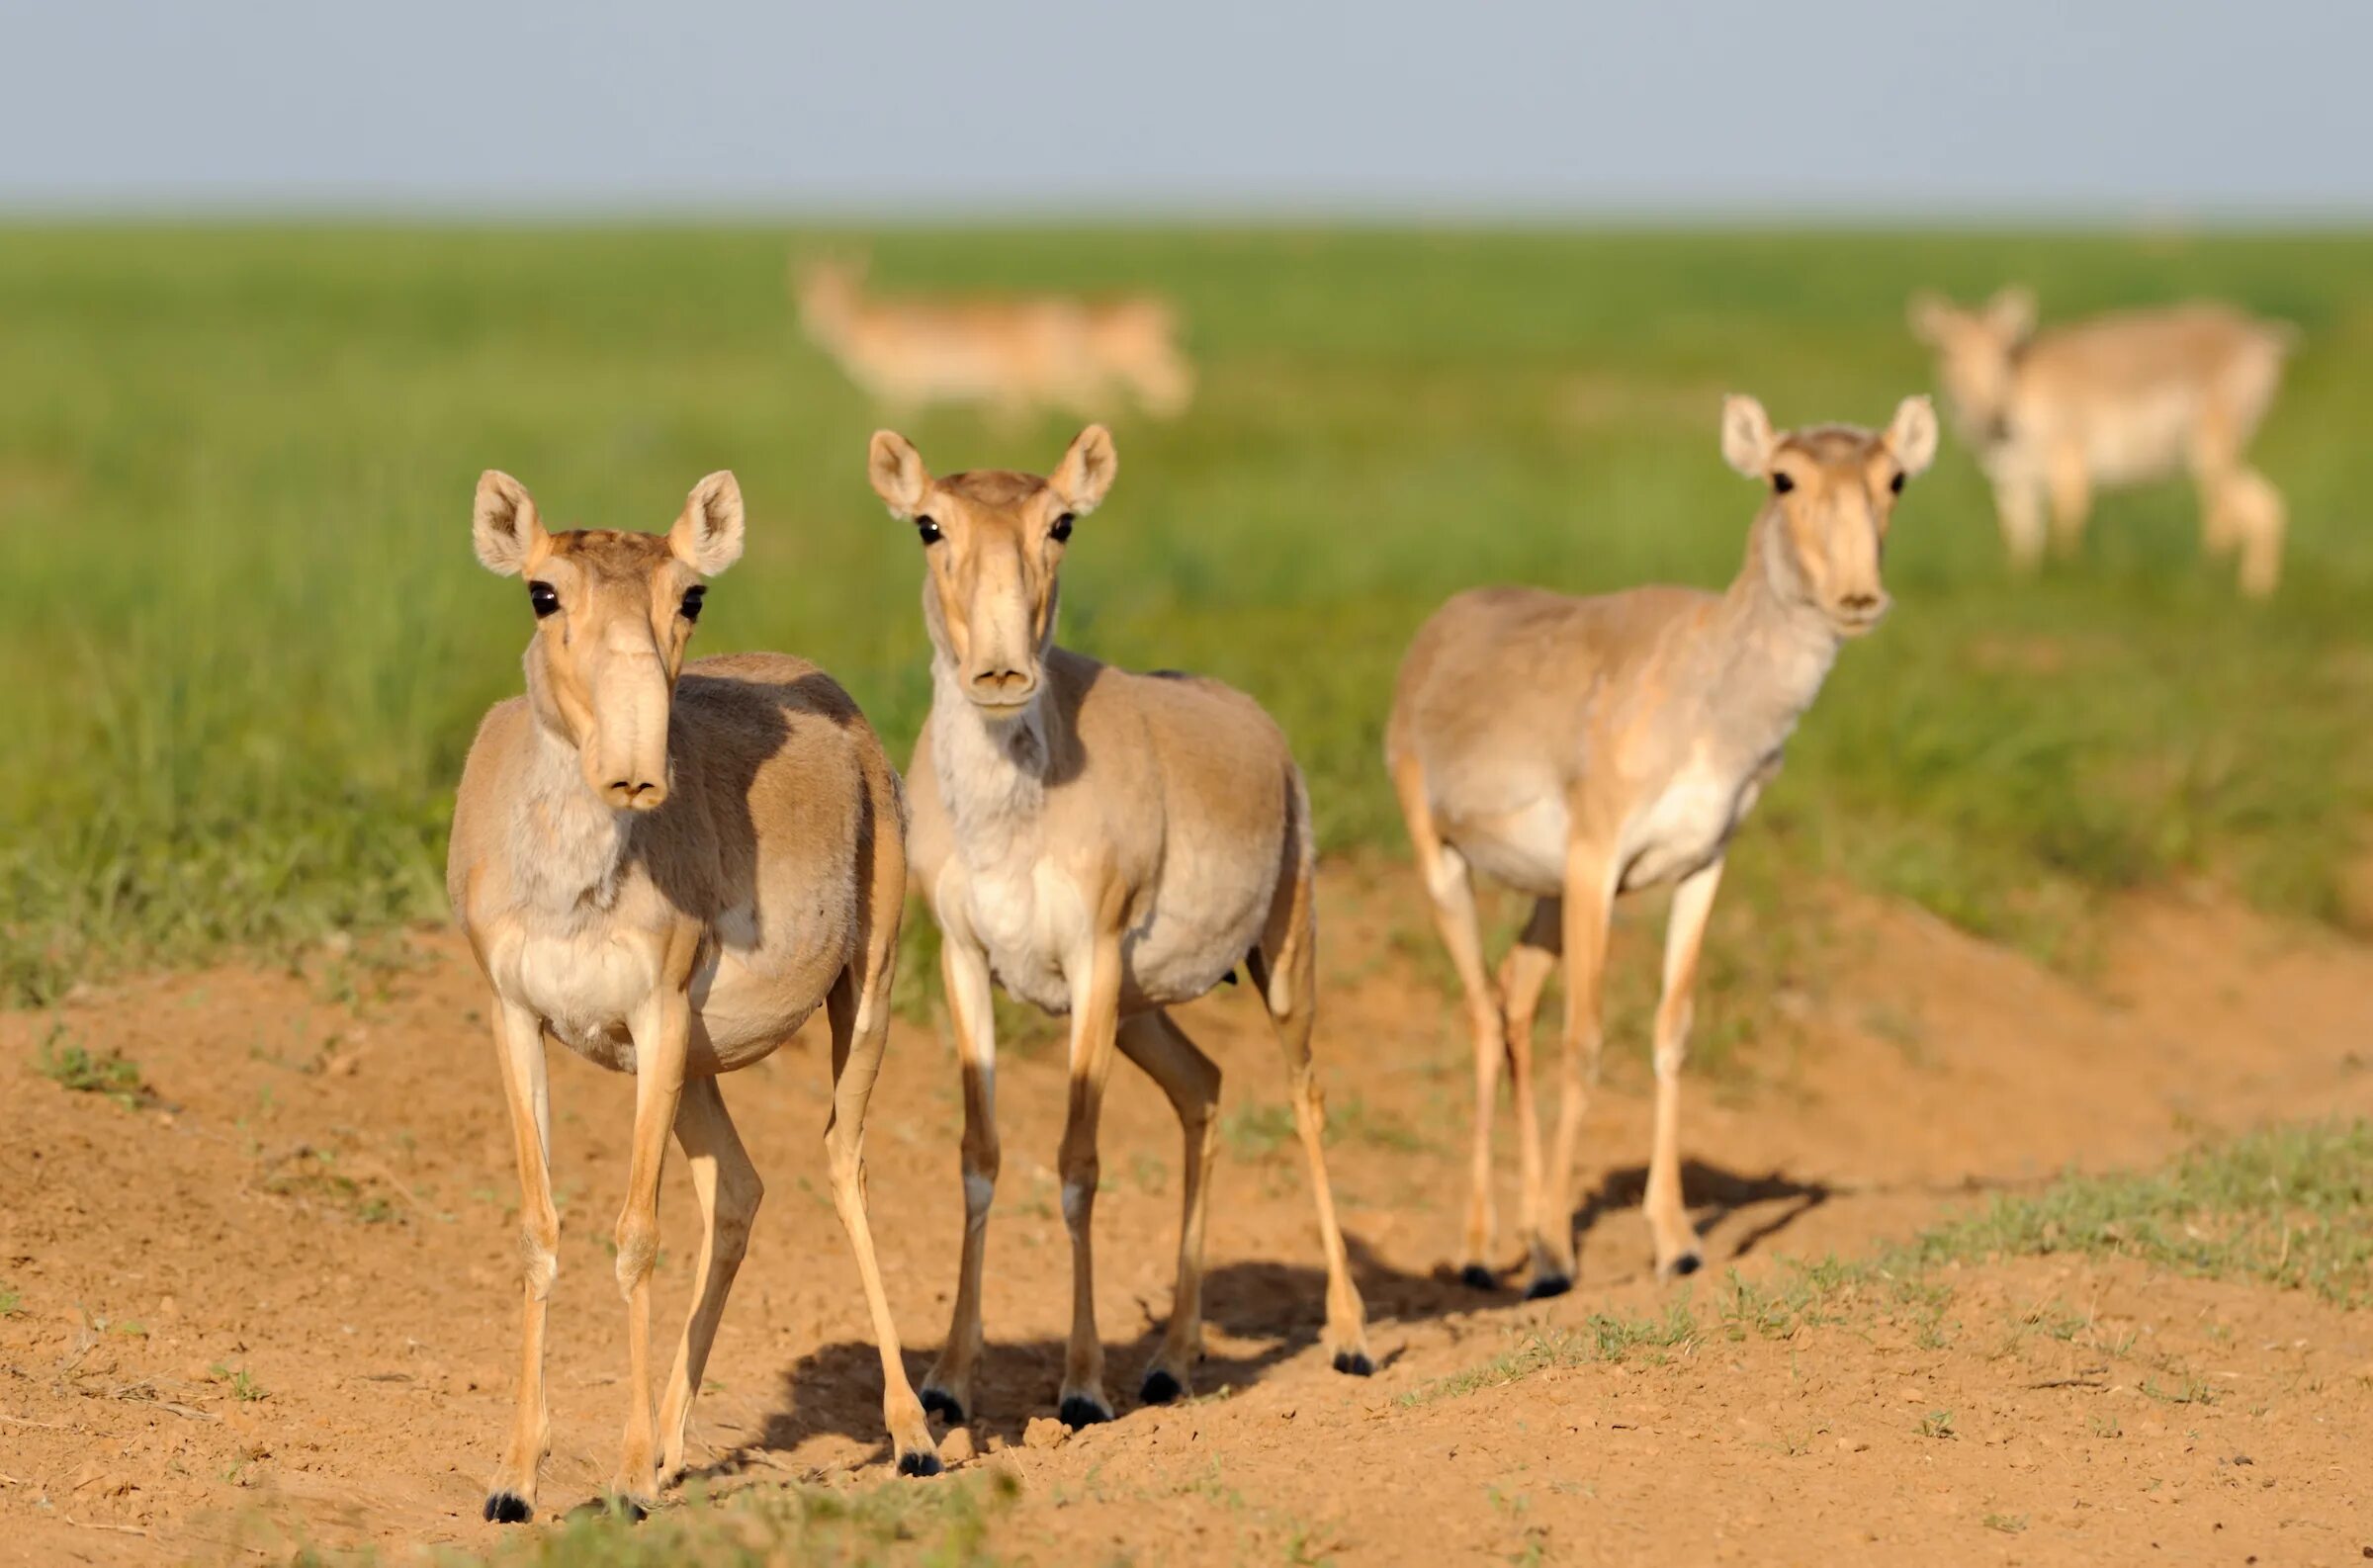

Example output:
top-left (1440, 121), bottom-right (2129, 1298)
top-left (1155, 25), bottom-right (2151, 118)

top-left (796, 255), bottom-right (1193, 420)
top-left (449, 472), bottom-right (940, 1520)
top-left (1388, 395), bottom-right (1937, 1296)
top-left (1908, 289), bottom-right (2293, 596)
top-left (872, 424), bottom-right (1369, 1431)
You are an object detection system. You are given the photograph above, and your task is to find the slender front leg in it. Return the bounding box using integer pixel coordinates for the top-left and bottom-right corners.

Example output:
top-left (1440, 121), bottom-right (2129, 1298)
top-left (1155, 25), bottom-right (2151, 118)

top-left (1389, 754), bottom-right (1505, 1289)
top-left (1990, 467), bottom-right (2047, 573)
top-left (1644, 858), bottom-right (1724, 1278)
top-left (610, 989), bottom-right (691, 1509)
top-left (484, 998), bottom-right (558, 1524)
top-left (822, 963), bottom-right (943, 1476)
top-left (1496, 898), bottom-right (1564, 1297)
top-left (656, 1076), bottom-right (762, 1485)
top-left (2046, 442), bottom-right (2092, 558)
top-left (922, 932), bottom-right (1000, 1427)
top-left (1115, 1008), bottom-right (1222, 1403)
top-left (1542, 840), bottom-right (1615, 1291)
top-left (1055, 927), bottom-right (1126, 1427)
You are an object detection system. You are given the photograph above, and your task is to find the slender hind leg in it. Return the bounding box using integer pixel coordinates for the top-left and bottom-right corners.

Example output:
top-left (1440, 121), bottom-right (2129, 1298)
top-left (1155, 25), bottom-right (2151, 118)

top-left (2226, 467), bottom-right (2285, 599)
top-left (821, 828), bottom-right (942, 1477)
top-left (1643, 859), bottom-right (1723, 1279)
top-left (1116, 1009), bottom-right (1223, 1402)
top-left (1389, 752), bottom-right (1507, 1288)
top-left (656, 1076), bottom-right (762, 1485)
top-left (1248, 837), bottom-right (1372, 1376)
top-left (921, 932), bottom-right (999, 1427)
top-left (484, 999), bottom-right (559, 1524)
top-left (1497, 898), bottom-right (1566, 1296)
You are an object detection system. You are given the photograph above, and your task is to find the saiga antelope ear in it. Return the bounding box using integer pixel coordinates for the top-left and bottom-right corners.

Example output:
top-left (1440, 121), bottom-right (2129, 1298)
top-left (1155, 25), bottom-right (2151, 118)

top-left (473, 470), bottom-right (549, 576)
top-left (1905, 290), bottom-right (1954, 344)
top-left (1719, 395), bottom-right (1777, 479)
top-left (1985, 286), bottom-right (2038, 344)
top-left (1050, 424), bottom-right (1118, 515)
top-left (1885, 395), bottom-right (1940, 479)
top-left (868, 430), bottom-right (930, 519)
top-left (671, 471), bottom-right (746, 575)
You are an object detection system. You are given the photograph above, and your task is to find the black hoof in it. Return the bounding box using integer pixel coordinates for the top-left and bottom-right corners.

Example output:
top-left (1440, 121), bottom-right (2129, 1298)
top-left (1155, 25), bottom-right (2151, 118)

top-left (1669, 1251), bottom-right (1704, 1278)
top-left (1058, 1395), bottom-right (1114, 1429)
top-left (1459, 1263), bottom-right (1498, 1291)
top-left (605, 1496), bottom-right (650, 1524)
top-left (1523, 1272), bottom-right (1573, 1301)
top-left (483, 1491), bottom-right (533, 1524)
top-left (1139, 1367), bottom-right (1185, 1406)
top-left (920, 1386), bottom-right (967, 1427)
top-left (898, 1449), bottom-right (946, 1478)
top-left (1332, 1350), bottom-right (1375, 1378)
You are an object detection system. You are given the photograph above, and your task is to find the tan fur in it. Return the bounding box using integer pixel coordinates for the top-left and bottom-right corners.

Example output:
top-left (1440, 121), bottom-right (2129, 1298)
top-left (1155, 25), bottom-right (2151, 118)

top-left (448, 471), bottom-right (939, 1517)
top-left (870, 425), bottom-right (1370, 1425)
top-left (1909, 289), bottom-right (2293, 595)
top-left (1385, 396), bottom-right (1937, 1293)
top-left (797, 255), bottom-right (1193, 420)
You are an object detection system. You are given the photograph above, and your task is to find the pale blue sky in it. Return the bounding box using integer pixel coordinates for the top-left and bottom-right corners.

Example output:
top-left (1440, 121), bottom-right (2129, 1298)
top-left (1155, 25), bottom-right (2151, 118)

top-left (0, 0), bottom-right (2360, 218)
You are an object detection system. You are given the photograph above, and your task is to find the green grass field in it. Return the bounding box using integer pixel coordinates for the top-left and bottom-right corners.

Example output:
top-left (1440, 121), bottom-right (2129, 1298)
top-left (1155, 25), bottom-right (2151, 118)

top-left (3, 226), bottom-right (2369, 1002)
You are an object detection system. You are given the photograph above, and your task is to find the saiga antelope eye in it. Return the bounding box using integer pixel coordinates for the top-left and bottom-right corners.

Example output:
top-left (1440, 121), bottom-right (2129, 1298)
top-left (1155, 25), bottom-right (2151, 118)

top-left (916, 515), bottom-right (942, 546)
top-left (680, 585), bottom-right (705, 621)
top-left (1889, 472), bottom-right (1906, 495)
top-left (528, 581), bottom-right (560, 618)
top-left (1771, 473), bottom-right (1797, 495)
top-left (1050, 512), bottom-right (1075, 543)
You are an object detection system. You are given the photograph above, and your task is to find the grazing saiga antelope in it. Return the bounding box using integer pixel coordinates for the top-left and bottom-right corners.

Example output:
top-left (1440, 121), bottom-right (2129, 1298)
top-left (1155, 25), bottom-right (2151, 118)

top-left (869, 424), bottom-right (1370, 1428)
top-left (1908, 289), bottom-right (2293, 596)
top-left (1387, 395), bottom-right (1938, 1296)
top-left (796, 255), bottom-right (1194, 420)
top-left (448, 471), bottom-right (940, 1520)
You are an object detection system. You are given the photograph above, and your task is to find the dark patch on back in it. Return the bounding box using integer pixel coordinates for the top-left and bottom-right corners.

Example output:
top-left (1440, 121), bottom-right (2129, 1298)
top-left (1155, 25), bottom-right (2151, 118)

top-left (940, 470), bottom-right (1049, 507)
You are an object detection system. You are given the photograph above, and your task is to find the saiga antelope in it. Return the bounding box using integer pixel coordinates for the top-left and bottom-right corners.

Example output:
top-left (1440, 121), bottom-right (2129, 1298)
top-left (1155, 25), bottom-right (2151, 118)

top-left (870, 424), bottom-right (1371, 1428)
top-left (796, 255), bottom-right (1194, 420)
top-left (1908, 289), bottom-right (2292, 596)
top-left (448, 471), bottom-right (940, 1519)
top-left (1387, 395), bottom-right (1938, 1295)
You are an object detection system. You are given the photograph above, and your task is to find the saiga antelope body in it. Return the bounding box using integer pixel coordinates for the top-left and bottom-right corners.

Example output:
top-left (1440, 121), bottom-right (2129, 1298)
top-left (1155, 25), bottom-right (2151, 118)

top-left (871, 425), bottom-right (1370, 1428)
top-left (1387, 395), bottom-right (1937, 1295)
top-left (1908, 290), bottom-right (2292, 596)
top-left (797, 256), bottom-right (1194, 420)
top-left (449, 471), bottom-right (939, 1520)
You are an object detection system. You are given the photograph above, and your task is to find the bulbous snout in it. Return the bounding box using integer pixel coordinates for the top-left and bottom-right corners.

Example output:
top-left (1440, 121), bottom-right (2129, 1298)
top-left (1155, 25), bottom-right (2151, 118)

top-left (581, 642), bottom-right (675, 812)
top-left (1828, 586), bottom-right (1891, 636)
top-left (601, 776), bottom-right (669, 812)
top-left (965, 662), bottom-right (1039, 711)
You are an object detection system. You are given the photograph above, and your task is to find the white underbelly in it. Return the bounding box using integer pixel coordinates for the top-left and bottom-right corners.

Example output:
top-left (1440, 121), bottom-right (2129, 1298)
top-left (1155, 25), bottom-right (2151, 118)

top-left (1621, 769), bottom-right (1756, 892)
top-left (2082, 397), bottom-right (2195, 486)
top-left (1443, 794), bottom-right (1569, 898)
top-left (499, 927), bottom-right (659, 1070)
top-left (951, 858), bottom-right (1090, 1015)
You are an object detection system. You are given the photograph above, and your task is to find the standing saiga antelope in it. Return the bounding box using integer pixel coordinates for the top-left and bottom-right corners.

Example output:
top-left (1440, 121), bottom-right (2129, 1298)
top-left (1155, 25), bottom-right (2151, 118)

top-left (796, 255), bottom-right (1194, 421)
top-left (1908, 289), bottom-right (2293, 597)
top-left (870, 424), bottom-right (1371, 1429)
top-left (449, 471), bottom-right (940, 1520)
top-left (1387, 394), bottom-right (1938, 1296)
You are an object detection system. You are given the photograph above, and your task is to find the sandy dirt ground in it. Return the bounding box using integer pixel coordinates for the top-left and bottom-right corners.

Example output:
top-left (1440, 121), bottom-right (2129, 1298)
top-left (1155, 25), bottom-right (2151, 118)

top-left (3, 862), bottom-right (2371, 1566)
